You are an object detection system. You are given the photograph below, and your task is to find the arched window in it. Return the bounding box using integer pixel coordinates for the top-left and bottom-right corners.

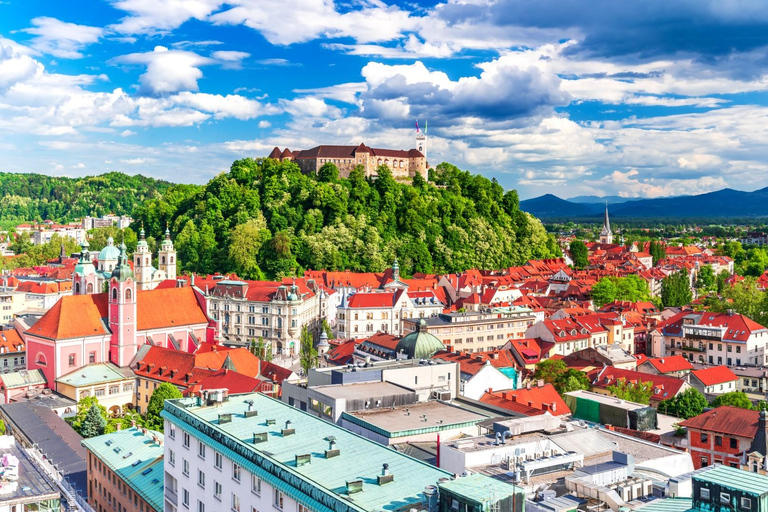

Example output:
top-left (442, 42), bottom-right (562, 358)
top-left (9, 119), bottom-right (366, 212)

top-left (112, 288), bottom-right (118, 301)
top-left (75, 282), bottom-right (81, 294)
top-left (125, 288), bottom-right (132, 302)
top-left (86, 283), bottom-right (93, 294)
top-left (170, 256), bottom-right (174, 263)
top-left (35, 353), bottom-right (47, 367)
top-left (161, 256), bottom-right (166, 264)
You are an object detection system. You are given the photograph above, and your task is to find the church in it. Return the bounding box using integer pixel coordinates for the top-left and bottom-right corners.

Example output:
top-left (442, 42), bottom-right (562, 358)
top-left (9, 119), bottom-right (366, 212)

top-left (267, 126), bottom-right (429, 180)
top-left (24, 238), bottom-right (214, 387)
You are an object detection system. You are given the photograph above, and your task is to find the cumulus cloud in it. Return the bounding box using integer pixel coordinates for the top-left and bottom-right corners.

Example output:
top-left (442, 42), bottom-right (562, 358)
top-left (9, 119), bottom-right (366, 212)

top-left (21, 17), bottom-right (102, 59)
top-left (109, 0), bottom-right (223, 34)
top-left (114, 46), bottom-right (213, 96)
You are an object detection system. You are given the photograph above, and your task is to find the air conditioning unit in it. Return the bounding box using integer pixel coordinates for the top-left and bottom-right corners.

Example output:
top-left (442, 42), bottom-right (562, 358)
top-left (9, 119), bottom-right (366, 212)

top-left (439, 391), bottom-right (452, 401)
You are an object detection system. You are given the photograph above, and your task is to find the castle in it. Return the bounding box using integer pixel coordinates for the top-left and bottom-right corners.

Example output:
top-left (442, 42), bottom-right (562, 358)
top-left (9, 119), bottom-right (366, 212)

top-left (267, 126), bottom-right (429, 180)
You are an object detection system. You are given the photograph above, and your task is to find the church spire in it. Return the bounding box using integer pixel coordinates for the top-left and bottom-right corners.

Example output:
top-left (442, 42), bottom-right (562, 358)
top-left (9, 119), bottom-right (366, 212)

top-left (599, 202), bottom-right (613, 244)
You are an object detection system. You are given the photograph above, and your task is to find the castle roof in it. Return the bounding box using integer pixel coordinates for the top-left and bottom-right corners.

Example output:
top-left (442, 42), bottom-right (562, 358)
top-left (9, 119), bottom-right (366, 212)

top-left (27, 287), bottom-right (208, 341)
top-left (281, 145), bottom-right (424, 160)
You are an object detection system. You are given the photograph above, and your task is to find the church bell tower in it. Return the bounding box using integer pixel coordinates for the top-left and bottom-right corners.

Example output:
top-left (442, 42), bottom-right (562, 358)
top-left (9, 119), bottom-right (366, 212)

top-left (416, 120), bottom-right (427, 161)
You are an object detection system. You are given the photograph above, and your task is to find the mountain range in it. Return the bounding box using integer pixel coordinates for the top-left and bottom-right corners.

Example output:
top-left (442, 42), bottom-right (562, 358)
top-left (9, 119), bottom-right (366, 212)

top-left (521, 188), bottom-right (768, 219)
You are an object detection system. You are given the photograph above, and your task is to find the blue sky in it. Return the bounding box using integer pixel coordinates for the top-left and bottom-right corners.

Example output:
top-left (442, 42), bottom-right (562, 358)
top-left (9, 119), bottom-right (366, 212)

top-left (3, 1), bottom-right (768, 199)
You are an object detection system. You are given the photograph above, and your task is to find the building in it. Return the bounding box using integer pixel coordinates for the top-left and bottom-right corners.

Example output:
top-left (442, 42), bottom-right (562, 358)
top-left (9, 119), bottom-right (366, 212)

top-left (81, 426), bottom-right (164, 512)
top-left (733, 366), bottom-right (768, 401)
top-left (590, 366), bottom-right (689, 407)
top-left (0, 435), bottom-right (61, 511)
top-left (16, 281), bottom-right (72, 310)
top-left (403, 307), bottom-right (538, 354)
top-left (133, 228), bottom-right (177, 291)
top-left (0, 369), bottom-right (47, 404)
top-left (31, 225), bottom-right (87, 245)
top-left (686, 366), bottom-right (739, 396)
top-left (267, 138), bottom-right (428, 181)
top-left (207, 277), bottom-right (330, 356)
top-left (432, 350), bottom-right (516, 399)
top-left (0, 291), bottom-right (34, 324)
top-left (480, 383), bottom-right (571, 416)
top-left (599, 204), bottom-right (613, 245)
top-left (336, 287), bottom-right (444, 339)
top-left (55, 363), bottom-right (135, 416)
top-left (0, 329), bottom-right (25, 374)
top-left (24, 244), bottom-right (212, 387)
top-left (680, 406), bottom-right (765, 469)
top-left (161, 391), bottom-right (506, 512)
top-left (81, 214), bottom-right (133, 230)
top-left (636, 355), bottom-right (694, 378)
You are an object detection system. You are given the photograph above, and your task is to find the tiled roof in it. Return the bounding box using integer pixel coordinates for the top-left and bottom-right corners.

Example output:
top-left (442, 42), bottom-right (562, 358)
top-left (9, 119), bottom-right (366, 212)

top-left (689, 365), bottom-right (738, 386)
top-left (480, 384), bottom-right (570, 416)
top-left (361, 332), bottom-right (400, 351)
top-left (259, 360), bottom-right (295, 384)
top-left (0, 329), bottom-right (24, 353)
top-left (641, 355), bottom-right (693, 374)
top-left (432, 351), bottom-right (491, 377)
top-left (346, 291), bottom-right (396, 308)
top-left (191, 369), bottom-right (269, 395)
top-left (680, 406), bottom-right (758, 438)
top-left (591, 367), bottom-right (686, 401)
top-left (326, 339), bottom-right (359, 365)
top-left (136, 287), bottom-right (209, 331)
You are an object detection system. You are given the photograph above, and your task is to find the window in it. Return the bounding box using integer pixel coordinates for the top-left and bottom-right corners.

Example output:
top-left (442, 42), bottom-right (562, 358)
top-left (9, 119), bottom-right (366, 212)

top-left (730, 438), bottom-right (738, 449)
top-left (214, 481), bottom-right (222, 500)
top-left (231, 493), bottom-right (241, 512)
top-left (251, 474), bottom-right (261, 495)
top-left (197, 500), bottom-right (204, 512)
top-left (183, 432), bottom-right (190, 448)
top-left (68, 354), bottom-right (76, 366)
top-left (197, 469), bottom-right (205, 487)
top-left (214, 451), bottom-right (222, 469)
top-left (169, 450), bottom-right (175, 466)
top-left (715, 435), bottom-right (723, 446)
top-left (741, 497), bottom-right (752, 509)
top-left (169, 424), bottom-right (176, 439)
top-left (89, 352), bottom-right (96, 363)
top-left (720, 493), bottom-right (730, 504)
top-left (299, 505), bottom-right (310, 512)
top-left (233, 463), bottom-right (241, 481)
top-left (182, 488), bottom-right (189, 508)
top-left (198, 442), bottom-right (206, 459)
top-left (700, 488), bottom-right (710, 500)
top-left (183, 459), bottom-right (189, 476)
top-left (273, 489), bottom-right (284, 509)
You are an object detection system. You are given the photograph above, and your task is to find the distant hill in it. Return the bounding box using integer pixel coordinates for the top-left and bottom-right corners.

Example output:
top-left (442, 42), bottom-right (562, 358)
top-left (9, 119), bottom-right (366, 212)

top-left (521, 187), bottom-right (768, 219)
top-left (567, 195), bottom-right (639, 204)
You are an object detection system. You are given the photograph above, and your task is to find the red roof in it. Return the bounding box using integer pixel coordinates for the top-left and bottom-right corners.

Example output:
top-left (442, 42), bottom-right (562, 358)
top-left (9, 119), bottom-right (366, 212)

top-left (347, 291), bottom-right (397, 308)
top-left (480, 384), bottom-right (570, 416)
top-left (326, 339), bottom-right (360, 365)
top-left (680, 406), bottom-right (758, 438)
top-left (0, 329), bottom-right (24, 354)
top-left (259, 360), bottom-right (294, 384)
top-left (432, 351), bottom-right (492, 376)
top-left (591, 367), bottom-right (686, 401)
top-left (690, 366), bottom-right (738, 386)
top-left (191, 369), bottom-right (269, 395)
top-left (640, 355), bottom-right (693, 374)
top-left (28, 286), bottom-right (208, 340)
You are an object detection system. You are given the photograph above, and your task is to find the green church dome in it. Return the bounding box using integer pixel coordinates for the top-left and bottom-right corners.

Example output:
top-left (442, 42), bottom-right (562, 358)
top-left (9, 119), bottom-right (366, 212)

top-left (395, 319), bottom-right (445, 360)
top-left (98, 237), bottom-right (121, 261)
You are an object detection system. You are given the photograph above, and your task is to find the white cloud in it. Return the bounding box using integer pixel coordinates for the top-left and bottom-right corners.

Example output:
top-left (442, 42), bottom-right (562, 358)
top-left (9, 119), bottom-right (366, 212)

top-left (120, 157), bottom-right (146, 164)
top-left (21, 17), bottom-right (102, 59)
top-left (258, 120), bottom-right (271, 128)
top-left (115, 46), bottom-right (213, 96)
top-left (121, 129), bottom-right (136, 136)
top-left (211, 50), bottom-right (249, 69)
top-left (110, 0), bottom-right (223, 34)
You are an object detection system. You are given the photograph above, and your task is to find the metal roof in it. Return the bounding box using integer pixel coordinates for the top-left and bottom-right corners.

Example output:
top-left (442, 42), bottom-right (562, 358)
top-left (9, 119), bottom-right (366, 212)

top-left (635, 498), bottom-right (693, 512)
top-left (1, 369), bottom-right (47, 389)
top-left (56, 362), bottom-right (134, 387)
top-left (81, 427), bottom-right (164, 511)
top-left (439, 473), bottom-right (521, 505)
top-left (694, 464), bottom-right (768, 496)
top-left (163, 393), bottom-right (464, 511)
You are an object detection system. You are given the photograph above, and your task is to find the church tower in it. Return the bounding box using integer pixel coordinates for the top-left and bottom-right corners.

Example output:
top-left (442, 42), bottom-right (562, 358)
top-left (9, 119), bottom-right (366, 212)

top-left (599, 203), bottom-right (613, 244)
top-left (416, 120), bottom-right (427, 161)
top-left (158, 227), bottom-right (177, 280)
top-left (109, 242), bottom-right (137, 367)
top-left (133, 228), bottom-right (154, 291)
top-left (73, 240), bottom-right (98, 295)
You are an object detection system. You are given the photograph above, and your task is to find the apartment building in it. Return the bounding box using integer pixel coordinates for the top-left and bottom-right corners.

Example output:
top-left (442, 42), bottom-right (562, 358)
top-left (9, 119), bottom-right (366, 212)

top-left (402, 307), bottom-right (537, 353)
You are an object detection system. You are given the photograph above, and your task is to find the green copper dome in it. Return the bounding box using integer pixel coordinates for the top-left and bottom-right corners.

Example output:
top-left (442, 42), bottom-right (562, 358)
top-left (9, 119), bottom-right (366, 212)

top-left (98, 237), bottom-right (121, 261)
top-left (111, 242), bottom-right (134, 282)
top-left (395, 319), bottom-right (445, 360)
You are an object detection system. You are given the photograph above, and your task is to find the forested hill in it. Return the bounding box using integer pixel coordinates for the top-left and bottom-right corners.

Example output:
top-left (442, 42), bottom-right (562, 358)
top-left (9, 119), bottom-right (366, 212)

top-left (133, 159), bottom-right (560, 279)
top-left (0, 172), bottom-right (173, 223)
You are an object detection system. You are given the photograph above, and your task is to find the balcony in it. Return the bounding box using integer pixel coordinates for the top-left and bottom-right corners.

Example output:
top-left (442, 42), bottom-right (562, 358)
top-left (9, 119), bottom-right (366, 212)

top-left (165, 487), bottom-right (178, 506)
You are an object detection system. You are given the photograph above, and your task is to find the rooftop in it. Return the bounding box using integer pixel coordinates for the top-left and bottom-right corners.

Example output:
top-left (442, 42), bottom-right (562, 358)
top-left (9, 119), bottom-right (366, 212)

top-left (310, 381), bottom-right (414, 401)
top-left (0, 436), bottom-right (59, 505)
top-left (81, 427), bottom-right (164, 511)
top-left (694, 464), bottom-right (768, 496)
top-left (56, 362), bottom-right (134, 387)
top-left (345, 401), bottom-right (488, 437)
top-left (439, 473), bottom-right (521, 504)
top-left (162, 392), bottom-right (455, 512)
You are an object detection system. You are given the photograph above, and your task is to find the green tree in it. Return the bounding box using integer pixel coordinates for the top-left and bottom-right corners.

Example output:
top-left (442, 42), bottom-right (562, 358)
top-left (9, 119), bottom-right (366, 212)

top-left (554, 369), bottom-right (591, 394)
top-left (533, 359), bottom-right (568, 385)
top-left (299, 326), bottom-right (317, 375)
top-left (146, 383), bottom-right (183, 430)
top-left (649, 241), bottom-right (666, 266)
top-left (228, 217), bottom-right (270, 279)
top-left (80, 404), bottom-right (107, 438)
top-left (317, 162), bottom-right (339, 182)
top-left (570, 240), bottom-right (589, 269)
top-left (591, 278), bottom-right (618, 307)
top-left (657, 388), bottom-right (708, 419)
top-left (661, 269), bottom-right (693, 307)
top-left (0, 419), bottom-right (7, 435)
top-left (607, 379), bottom-right (653, 404)
top-left (710, 391), bottom-right (753, 409)
top-left (696, 265), bottom-right (715, 290)
top-left (707, 277), bottom-right (768, 326)
top-left (716, 270), bottom-right (730, 294)
top-left (321, 318), bottom-right (333, 340)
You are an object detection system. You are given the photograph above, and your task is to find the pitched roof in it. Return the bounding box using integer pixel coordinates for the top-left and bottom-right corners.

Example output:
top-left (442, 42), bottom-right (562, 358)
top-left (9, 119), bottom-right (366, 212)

top-left (690, 366), bottom-right (738, 386)
top-left (259, 360), bottom-right (294, 384)
top-left (480, 384), bottom-right (571, 416)
top-left (640, 355), bottom-right (693, 374)
top-left (0, 369), bottom-right (47, 389)
top-left (0, 329), bottom-right (24, 353)
top-left (57, 363), bottom-right (133, 387)
top-left (431, 351), bottom-right (492, 377)
top-left (591, 367), bottom-right (686, 402)
top-left (680, 406), bottom-right (758, 438)
top-left (346, 291), bottom-right (396, 308)
top-left (191, 369), bottom-right (269, 395)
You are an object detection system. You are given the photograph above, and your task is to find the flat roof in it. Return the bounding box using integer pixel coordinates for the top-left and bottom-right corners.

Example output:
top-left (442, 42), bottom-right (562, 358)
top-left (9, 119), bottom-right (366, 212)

top-left (311, 381), bottom-right (414, 401)
top-left (565, 390), bottom-right (649, 411)
top-left (346, 401), bottom-right (487, 436)
top-left (694, 464), bottom-right (768, 496)
top-left (439, 473), bottom-right (521, 503)
top-left (163, 393), bottom-right (463, 512)
top-left (0, 436), bottom-right (59, 505)
top-left (635, 498), bottom-right (693, 512)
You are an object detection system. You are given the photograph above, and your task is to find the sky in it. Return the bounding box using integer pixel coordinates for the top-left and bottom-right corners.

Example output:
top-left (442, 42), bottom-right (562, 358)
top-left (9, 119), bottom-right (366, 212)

top-left (3, 1), bottom-right (768, 199)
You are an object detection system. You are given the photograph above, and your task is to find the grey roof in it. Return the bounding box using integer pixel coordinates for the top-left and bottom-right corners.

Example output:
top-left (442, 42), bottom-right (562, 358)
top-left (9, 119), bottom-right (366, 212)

top-left (0, 439), bottom-right (60, 506)
top-left (0, 402), bottom-right (88, 499)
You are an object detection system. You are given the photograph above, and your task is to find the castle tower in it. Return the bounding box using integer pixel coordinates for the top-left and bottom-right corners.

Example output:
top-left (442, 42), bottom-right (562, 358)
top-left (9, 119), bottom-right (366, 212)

top-left (392, 258), bottom-right (400, 282)
top-left (158, 227), bottom-right (177, 281)
top-left (109, 242), bottom-right (137, 367)
top-left (73, 240), bottom-right (98, 295)
top-left (599, 203), bottom-right (613, 244)
top-left (416, 120), bottom-right (427, 162)
top-left (133, 228), bottom-right (154, 291)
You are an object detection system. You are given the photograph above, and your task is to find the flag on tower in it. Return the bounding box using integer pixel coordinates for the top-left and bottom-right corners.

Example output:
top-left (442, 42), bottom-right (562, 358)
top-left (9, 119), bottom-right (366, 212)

top-left (416, 120), bottom-right (419, 133)
top-left (425, 120), bottom-right (428, 134)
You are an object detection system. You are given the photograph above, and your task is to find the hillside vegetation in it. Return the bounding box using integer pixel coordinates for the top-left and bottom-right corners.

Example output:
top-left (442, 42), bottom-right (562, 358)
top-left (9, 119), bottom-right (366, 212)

top-left (0, 172), bottom-right (173, 224)
top-left (133, 159), bottom-right (559, 279)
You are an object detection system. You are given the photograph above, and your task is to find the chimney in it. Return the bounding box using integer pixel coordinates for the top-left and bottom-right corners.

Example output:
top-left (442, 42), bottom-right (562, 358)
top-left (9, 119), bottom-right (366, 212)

top-left (528, 401), bottom-right (534, 407)
top-left (660, 358), bottom-right (665, 364)
top-left (488, 388), bottom-right (493, 395)
top-left (551, 402), bottom-right (557, 413)
top-left (526, 382), bottom-right (532, 390)
top-left (537, 379), bottom-right (545, 387)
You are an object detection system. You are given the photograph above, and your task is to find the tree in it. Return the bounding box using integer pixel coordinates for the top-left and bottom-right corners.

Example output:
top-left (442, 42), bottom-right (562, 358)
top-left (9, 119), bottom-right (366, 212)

top-left (657, 387), bottom-right (708, 419)
top-left (710, 391), bottom-right (753, 409)
top-left (649, 241), bottom-right (666, 266)
top-left (80, 404), bottom-right (107, 438)
top-left (696, 265), bottom-right (715, 290)
top-left (661, 269), bottom-right (693, 307)
top-left (533, 359), bottom-right (568, 385)
top-left (570, 240), bottom-right (589, 269)
top-left (707, 277), bottom-right (768, 326)
top-left (299, 326), bottom-right (317, 375)
top-left (591, 275), bottom-right (651, 307)
top-left (252, 336), bottom-right (272, 362)
top-left (147, 383), bottom-right (183, 430)
top-left (554, 369), bottom-right (591, 394)
top-left (317, 162), bottom-right (339, 182)
top-left (228, 217), bottom-right (270, 279)
top-left (68, 396), bottom-right (107, 434)
top-left (716, 269), bottom-right (730, 294)
top-left (321, 318), bottom-right (333, 340)
top-left (607, 378), bottom-right (653, 404)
